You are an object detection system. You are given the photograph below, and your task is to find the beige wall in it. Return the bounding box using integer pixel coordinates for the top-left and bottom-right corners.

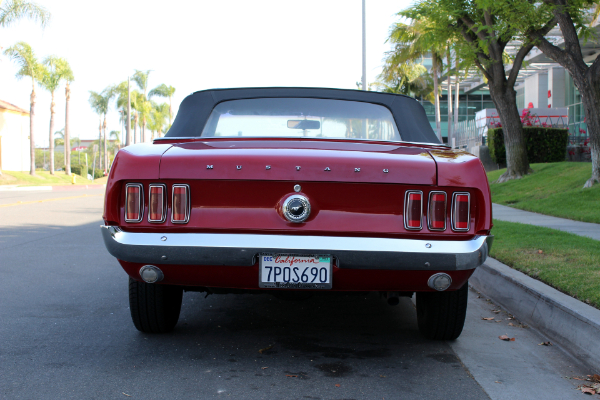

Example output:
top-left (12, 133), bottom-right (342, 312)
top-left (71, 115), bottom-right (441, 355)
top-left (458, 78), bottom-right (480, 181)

top-left (0, 109), bottom-right (30, 172)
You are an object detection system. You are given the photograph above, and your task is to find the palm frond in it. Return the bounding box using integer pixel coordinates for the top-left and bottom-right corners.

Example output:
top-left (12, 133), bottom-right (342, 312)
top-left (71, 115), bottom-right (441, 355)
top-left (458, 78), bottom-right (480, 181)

top-left (3, 41), bottom-right (43, 82)
top-left (0, 0), bottom-right (50, 28)
top-left (132, 70), bottom-right (152, 93)
top-left (148, 83), bottom-right (176, 98)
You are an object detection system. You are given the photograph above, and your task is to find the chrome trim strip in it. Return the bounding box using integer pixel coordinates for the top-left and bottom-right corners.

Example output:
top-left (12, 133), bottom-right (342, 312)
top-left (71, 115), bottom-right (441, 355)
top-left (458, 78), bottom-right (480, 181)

top-left (153, 136), bottom-right (447, 147)
top-left (124, 183), bottom-right (144, 223)
top-left (451, 192), bottom-right (471, 232)
top-left (100, 225), bottom-right (489, 271)
top-left (427, 191), bottom-right (447, 231)
top-left (171, 184), bottom-right (190, 224)
top-left (404, 190), bottom-right (423, 231)
top-left (148, 184), bottom-right (167, 223)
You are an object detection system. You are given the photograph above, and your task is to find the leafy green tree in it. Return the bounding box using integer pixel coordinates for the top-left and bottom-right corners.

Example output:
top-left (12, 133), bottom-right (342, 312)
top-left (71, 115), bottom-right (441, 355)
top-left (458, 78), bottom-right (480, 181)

top-left (149, 84), bottom-right (176, 126)
top-left (401, 1), bottom-right (556, 182)
top-left (4, 41), bottom-right (45, 175)
top-left (0, 0), bottom-right (49, 29)
top-left (514, 1), bottom-right (600, 188)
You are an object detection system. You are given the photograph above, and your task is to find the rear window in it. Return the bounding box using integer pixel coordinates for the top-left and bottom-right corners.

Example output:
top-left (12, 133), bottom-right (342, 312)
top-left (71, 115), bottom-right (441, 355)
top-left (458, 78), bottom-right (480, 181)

top-left (200, 98), bottom-right (401, 141)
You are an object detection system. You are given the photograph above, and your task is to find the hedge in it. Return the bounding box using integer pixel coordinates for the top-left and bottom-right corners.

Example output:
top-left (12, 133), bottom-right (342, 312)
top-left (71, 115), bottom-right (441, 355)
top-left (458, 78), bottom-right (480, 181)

top-left (488, 127), bottom-right (569, 165)
top-left (70, 164), bottom-right (104, 179)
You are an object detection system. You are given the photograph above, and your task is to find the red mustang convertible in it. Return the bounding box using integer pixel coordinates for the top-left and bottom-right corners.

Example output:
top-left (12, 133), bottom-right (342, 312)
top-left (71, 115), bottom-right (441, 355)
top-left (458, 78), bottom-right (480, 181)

top-left (101, 87), bottom-right (492, 339)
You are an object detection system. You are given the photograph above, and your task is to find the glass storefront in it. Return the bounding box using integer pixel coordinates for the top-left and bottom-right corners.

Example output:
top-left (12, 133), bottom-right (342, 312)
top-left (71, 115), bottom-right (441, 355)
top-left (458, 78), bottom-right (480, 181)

top-left (565, 71), bottom-right (588, 145)
top-left (417, 91), bottom-right (494, 139)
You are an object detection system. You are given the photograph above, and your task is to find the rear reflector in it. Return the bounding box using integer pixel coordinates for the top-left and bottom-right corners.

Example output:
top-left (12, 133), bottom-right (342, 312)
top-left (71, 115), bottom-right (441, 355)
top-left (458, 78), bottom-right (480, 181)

top-left (452, 192), bottom-right (470, 231)
top-left (148, 184), bottom-right (166, 223)
top-left (404, 191), bottom-right (423, 230)
top-left (125, 183), bottom-right (143, 223)
top-left (428, 191), bottom-right (447, 231)
top-left (172, 184), bottom-right (190, 223)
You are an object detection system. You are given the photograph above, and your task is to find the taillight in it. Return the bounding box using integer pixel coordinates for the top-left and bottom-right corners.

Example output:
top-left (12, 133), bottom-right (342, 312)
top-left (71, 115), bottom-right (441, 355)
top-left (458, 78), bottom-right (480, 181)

top-left (125, 183), bottom-right (143, 223)
top-left (172, 184), bottom-right (190, 223)
top-left (148, 184), bottom-right (166, 223)
top-left (428, 191), bottom-right (447, 231)
top-left (404, 190), bottom-right (423, 230)
top-left (452, 192), bottom-right (470, 231)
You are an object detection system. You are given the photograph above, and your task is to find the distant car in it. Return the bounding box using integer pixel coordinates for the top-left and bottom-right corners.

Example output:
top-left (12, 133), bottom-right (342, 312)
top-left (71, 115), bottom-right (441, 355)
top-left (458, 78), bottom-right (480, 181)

top-left (101, 87), bottom-right (493, 339)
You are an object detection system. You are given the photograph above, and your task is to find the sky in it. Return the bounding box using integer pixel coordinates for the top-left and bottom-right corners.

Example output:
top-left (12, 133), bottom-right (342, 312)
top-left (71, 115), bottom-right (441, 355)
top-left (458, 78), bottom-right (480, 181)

top-left (0, 0), bottom-right (411, 146)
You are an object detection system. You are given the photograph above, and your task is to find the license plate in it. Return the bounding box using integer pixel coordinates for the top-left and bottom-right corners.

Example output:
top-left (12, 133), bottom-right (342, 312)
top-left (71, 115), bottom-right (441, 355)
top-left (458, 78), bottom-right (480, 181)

top-left (259, 254), bottom-right (332, 289)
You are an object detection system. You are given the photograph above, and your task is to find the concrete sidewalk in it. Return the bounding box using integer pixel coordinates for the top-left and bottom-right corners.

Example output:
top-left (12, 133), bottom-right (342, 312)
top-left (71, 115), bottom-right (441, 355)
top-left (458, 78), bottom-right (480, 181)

top-left (493, 203), bottom-right (600, 241)
top-left (0, 184), bottom-right (105, 192)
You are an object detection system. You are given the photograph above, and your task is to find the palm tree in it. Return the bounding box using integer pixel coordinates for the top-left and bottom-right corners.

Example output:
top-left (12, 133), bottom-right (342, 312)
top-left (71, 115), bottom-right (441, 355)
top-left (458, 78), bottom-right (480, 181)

top-left (0, 0), bottom-right (50, 29)
top-left (386, 18), bottom-right (449, 141)
top-left (109, 130), bottom-right (120, 148)
top-left (54, 128), bottom-right (64, 146)
top-left (132, 70), bottom-right (152, 142)
top-left (4, 42), bottom-right (45, 175)
top-left (149, 84), bottom-right (176, 126)
top-left (39, 56), bottom-right (70, 174)
top-left (57, 59), bottom-right (74, 175)
top-left (88, 90), bottom-right (110, 171)
top-left (376, 61), bottom-right (435, 101)
top-left (148, 101), bottom-right (169, 139)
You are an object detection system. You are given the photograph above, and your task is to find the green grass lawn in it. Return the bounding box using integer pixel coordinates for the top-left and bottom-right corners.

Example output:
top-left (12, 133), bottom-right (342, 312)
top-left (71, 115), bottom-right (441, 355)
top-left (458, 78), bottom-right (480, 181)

top-left (490, 219), bottom-right (600, 309)
top-left (0, 170), bottom-right (96, 186)
top-left (487, 162), bottom-right (600, 223)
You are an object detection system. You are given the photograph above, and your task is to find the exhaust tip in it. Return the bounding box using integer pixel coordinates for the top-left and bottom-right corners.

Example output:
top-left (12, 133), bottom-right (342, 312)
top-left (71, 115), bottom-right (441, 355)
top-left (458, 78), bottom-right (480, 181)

top-left (427, 273), bottom-right (452, 291)
top-left (139, 265), bottom-right (164, 283)
top-left (386, 291), bottom-right (400, 306)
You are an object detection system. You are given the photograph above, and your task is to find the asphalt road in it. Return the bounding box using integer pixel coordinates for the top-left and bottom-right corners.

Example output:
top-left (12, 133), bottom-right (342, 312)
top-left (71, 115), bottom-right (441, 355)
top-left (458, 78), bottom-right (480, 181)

top-left (0, 189), bottom-right (592, 399)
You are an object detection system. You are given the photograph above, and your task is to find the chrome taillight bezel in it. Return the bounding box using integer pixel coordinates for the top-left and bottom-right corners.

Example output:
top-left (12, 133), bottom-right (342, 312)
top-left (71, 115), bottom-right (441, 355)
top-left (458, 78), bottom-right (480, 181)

top-left (427, 191), bottom-right (447, 231)
top-left (451, 192), bottom-right (471, 232)
top-left (148, 183), bottom-right (167, 223)
top-left (171, 184), bottom-right (190, 224)
top-left (404, 190), bottom-right (423, 231)
top-left (124, 183), bottom-right (144, 223)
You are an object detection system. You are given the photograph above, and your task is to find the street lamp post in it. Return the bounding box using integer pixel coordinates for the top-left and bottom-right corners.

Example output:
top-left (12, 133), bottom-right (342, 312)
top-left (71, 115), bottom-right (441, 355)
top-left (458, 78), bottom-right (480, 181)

top-left (362, 0), bottom-right (366, 91)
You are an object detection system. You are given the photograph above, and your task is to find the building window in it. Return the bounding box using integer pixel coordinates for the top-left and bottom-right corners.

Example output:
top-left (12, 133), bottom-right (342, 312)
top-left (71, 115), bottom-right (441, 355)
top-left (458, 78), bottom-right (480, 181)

top-left (516, 88), bottom-right (525, 110)
top-left (565, 71), bottom-right (587, 145)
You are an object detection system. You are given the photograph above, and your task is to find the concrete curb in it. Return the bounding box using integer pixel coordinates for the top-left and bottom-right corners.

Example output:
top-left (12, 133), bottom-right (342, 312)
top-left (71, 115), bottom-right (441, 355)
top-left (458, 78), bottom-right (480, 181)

top-left (0, 184), bottom-right (105, 192)
top-left (470, 258), bottom-right (600, 371)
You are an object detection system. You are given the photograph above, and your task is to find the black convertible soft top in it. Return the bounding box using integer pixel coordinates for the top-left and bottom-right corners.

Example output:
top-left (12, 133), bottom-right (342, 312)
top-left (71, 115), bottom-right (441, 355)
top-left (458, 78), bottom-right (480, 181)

top-left (161, 87), bottom-right (440, 144)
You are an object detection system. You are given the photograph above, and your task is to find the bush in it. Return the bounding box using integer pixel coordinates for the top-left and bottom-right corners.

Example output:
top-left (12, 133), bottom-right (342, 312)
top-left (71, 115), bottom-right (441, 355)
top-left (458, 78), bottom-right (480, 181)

top-left (488, 127), bottom-right (569, 165)
top-left (69, 165), bottom-right (103, 179)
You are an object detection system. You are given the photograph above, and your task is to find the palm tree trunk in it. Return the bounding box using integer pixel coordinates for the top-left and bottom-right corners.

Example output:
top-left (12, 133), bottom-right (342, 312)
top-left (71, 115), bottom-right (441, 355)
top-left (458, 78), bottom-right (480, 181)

top-left (432, 54), bottom-right (441, 141)
top-left (454, 58), bottom-right (460, 147)
top-left (447, 52), bottom-right (453, 146)
top-left (133, 114), bottom-right (138, 144)
top-left (103, 117), bottom-right (108, 174)
top-left (65, 82), bottom-right (71, 175)
top-left (30, 84), bottom-right (36, 176)
top-left (49, 91), bottom-right (55, 175)
top-left (98, 119), bottom-right (102, 171)
top-left (168, 95), bottom-right (172, 126)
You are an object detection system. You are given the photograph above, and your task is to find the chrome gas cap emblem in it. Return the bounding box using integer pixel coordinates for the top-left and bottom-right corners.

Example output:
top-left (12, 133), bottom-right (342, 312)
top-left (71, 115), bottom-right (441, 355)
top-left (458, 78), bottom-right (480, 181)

top-left (283, 195), bottom-right (311, 223)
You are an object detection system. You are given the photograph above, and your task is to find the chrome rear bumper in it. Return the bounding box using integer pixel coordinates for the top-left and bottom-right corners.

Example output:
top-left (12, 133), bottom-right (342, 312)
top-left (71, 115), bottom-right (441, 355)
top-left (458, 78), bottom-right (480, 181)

top-left (101, 225), bottom-right (492, 271)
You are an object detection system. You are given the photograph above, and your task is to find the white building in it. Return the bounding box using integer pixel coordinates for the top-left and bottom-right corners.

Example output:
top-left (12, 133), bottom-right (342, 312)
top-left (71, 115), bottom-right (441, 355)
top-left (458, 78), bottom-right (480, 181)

top-left (0, 100), bottom-right (30, 172)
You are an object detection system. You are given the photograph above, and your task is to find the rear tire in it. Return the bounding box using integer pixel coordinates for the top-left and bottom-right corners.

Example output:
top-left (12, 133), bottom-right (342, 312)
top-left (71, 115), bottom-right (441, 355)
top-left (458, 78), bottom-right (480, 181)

top-left (129, 277), bottom-right (183, 333)
top-left (416, 283), bottom-right (468, 340)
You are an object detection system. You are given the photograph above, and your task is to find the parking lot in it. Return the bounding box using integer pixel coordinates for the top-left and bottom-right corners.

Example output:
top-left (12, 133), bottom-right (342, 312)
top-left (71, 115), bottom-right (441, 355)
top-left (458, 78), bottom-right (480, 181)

top-left (0, 189), bottom-right (592, 399)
